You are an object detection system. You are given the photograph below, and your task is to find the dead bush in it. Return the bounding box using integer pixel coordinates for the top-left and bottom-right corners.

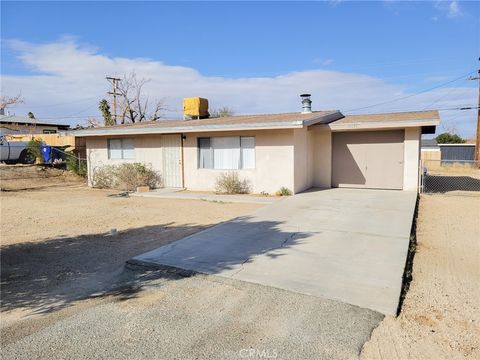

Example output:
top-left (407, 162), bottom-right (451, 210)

top-left (92, 163), bottom-right (161, 191)
top-left (114, 163), bottom-right (162, 191)
top-left (92, 165), bottom-right (117, 189)
top-left (215, 171), bottom-right (250, 194)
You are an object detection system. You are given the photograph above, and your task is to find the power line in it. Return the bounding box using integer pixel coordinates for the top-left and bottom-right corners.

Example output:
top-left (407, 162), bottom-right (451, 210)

top-left (421, 86), bottom-right (463, 111)
top-left (345, 70), bottom-right (477, 113)
top-left (14, 95), bottom-right (101, 109)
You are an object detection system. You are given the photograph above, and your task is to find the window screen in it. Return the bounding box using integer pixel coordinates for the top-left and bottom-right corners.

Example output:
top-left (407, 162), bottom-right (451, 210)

top-left (212, 137), bottom-right (241, 170)
top-left (240, 137), bottom-right (255, 169)
top-left (198, 136), bottom-right (255, 170)
top-left (198, 138), bottom-right (212, 169)
top-left (108, 138), bottom-right (135, 160)
top-left (108, 139), bottom-right (123, 159)
top-left (121, 138), bottom-right (135, 159)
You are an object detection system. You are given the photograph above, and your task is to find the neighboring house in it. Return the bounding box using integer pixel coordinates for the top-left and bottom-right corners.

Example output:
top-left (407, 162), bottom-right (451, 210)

top-left (73, 100), bottom-right (440, 194)
top-left (421, 138), bottom-right (476, 162)
top-left (438, 143), bottom-right (476, 162)
top-left (421, 138), bottom-right (441, 161)
top-left (0, 112), bottom-right (70, 135)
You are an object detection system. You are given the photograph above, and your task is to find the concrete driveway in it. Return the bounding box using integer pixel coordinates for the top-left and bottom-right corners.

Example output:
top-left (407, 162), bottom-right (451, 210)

top-left (133, 188), bottom-right (417, 315)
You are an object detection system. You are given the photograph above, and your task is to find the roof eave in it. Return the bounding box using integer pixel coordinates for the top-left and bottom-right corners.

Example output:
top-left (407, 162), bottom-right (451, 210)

top-left (68, 121), bottom-right (306, 137)
top-left (329, 118), bottom-right (440, 131)
top-left (302, 110), bottom-right (344, 127)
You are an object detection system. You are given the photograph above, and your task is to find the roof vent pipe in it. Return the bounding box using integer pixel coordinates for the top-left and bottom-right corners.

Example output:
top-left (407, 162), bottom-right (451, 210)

top-left (300, 94), bottom-right (312, 114)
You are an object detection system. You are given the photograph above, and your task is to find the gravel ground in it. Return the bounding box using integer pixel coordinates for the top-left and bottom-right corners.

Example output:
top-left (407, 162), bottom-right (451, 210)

top-left (1, 267), bottom-right (383, 360)
top-left (0, 169), bottom-right (260, 315)
top-left (0, 166), bottom-right (384, 359)
top-left (360, 194), bottom-right (480, 360)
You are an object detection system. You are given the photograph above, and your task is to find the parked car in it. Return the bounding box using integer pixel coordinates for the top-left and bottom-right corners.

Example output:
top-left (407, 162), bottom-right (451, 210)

top-left (0, 135), bottom-right (36, 164)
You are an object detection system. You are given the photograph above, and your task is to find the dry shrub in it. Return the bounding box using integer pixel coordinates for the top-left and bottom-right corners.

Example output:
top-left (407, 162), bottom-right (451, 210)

top-left (92, 165), bottom-right (117, 189)
top-left (215, 172), bottom-right (250, 194)
top-left (92, 163), bottom-right (161, 191)
top-left (275, 187), bottom-right (292, 196)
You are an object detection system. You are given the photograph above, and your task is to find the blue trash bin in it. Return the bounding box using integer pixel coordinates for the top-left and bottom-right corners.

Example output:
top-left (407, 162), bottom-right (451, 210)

top-left (41, 146), bottom-right (52, 163)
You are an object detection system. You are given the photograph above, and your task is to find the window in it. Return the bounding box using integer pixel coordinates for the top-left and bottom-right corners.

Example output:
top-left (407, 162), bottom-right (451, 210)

top-left (43, 129), bottom-right (57, 134)
top-left (108, 138), bottom-right (135, 159)
top-left (240, 137), bottom-right (255, 169)
top-left (198, 138), bottom-right (213, 169)
top-left (198, 136), bottom-right (255, 169)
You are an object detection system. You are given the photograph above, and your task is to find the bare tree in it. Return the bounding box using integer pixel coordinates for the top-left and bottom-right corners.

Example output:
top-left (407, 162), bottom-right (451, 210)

top-left (86, 117), bottom-right (101, 128)
top-left (210, 106), bottom-right (235, 118)
top-left (0, 93), bottom-right (24, 111)
top-left (116, 72), bottom-right (166, 124)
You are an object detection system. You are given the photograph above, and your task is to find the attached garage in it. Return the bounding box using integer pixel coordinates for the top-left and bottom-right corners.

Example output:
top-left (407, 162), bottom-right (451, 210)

top-left (332, 130), bottom-right (405, 190)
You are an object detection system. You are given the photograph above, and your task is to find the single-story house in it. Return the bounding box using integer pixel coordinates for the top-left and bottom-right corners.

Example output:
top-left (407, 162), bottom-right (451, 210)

top-left (0, 112), bottom-right (70, 134)
top-left (73, 101), bottom-right (440, 194)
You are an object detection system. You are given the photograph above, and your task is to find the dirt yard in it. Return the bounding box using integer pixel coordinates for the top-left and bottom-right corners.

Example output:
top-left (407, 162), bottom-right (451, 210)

top-left (361, 194), bottom-right (480, 360)
top-left (2, 165), bottom-right (479, 359)
top-left (0, 165), bottom-right (261, 318)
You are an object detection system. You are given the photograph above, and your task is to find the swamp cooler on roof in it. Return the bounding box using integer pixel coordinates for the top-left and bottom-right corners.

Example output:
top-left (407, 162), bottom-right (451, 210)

top-left (183, 97), bottom-right (209, 119)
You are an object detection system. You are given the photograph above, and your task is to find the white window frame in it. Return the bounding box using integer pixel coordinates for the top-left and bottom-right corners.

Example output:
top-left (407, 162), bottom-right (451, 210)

top-left (108, 138), bottom-right (135, 160)
top-left (198, 136), bottom-right (255, 170)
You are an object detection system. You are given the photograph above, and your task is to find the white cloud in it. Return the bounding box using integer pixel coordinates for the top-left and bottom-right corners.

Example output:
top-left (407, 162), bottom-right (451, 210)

top-left (1, 38), bottom-right (477, 137)
top-left (312, 58), bottom-right (334, 66)
top-left (434, 0), bottom-right (463, 18)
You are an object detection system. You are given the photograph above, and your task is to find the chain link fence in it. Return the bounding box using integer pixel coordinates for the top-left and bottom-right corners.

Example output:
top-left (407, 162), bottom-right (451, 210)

top-left (420, 159), bottom-right (480, 194)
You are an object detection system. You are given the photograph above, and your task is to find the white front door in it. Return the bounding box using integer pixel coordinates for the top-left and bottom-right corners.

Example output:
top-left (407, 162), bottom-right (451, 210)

top-left (161, 135), bottom-right (183, 188)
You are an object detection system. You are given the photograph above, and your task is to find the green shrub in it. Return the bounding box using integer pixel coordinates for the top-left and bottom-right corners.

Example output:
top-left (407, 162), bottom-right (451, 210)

top-left (26, 138), bottom-right (43, 160)
top-left (92, 163), bottom-right (162, 191)
top-left (275, 187), bottom-right (292, 196)
top-left (66, 151), bottom-right (87, 178)
top-left (435, 132), bottom-right (466, 144)
top-left (215, 172), bottom-right (250, 194)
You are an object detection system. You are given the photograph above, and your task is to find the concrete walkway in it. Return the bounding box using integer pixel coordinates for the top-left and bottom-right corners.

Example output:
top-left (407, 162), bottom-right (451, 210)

top-left (131, 188), bottom-right (280, 204)
top-left (132, 188), bottom-right (417, 314)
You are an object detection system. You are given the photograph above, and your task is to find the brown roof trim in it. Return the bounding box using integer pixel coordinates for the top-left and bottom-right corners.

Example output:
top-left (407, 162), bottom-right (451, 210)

top-left (70, 111), bottom-right (343, 137)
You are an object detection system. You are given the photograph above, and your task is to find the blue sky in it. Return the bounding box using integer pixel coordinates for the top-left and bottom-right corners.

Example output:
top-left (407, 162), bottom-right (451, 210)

top-left (1, 1), bottom-right (479, 136)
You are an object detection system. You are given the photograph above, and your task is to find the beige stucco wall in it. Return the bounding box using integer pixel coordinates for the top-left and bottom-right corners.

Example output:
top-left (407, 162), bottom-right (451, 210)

top-left (293, 128), bottom-right (309, 193)
top-left (85, 130), bottom-right (295, 193)
top-left (86, 135), bottom-right (164, 186)
top-left (292, 127), bottom-right (329, 193)
top-left (311, 126), bottom-right (332, 189)
top-left (84, 125), bottom-right (421, 193)
top-left (403, 127), bottom-right (421, 191)
top-left (183, 129), bottom-right (295, 194)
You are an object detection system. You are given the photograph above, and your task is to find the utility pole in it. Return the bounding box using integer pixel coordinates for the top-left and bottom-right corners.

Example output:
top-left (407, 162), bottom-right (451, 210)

top-left (106, 76), bottom-right (122, 124)
top-left (467, 64), bottom-right (480, 161)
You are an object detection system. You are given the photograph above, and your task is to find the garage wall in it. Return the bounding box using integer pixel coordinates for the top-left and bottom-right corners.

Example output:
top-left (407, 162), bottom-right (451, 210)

top-left (183, 129), bottom-right (295, 194)
top-left (311, 127), bottom-right (332, 188)
top-left (293, 128), bottom-right (315, 193)
top-left (403, 127), bottom-right (421, 191)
